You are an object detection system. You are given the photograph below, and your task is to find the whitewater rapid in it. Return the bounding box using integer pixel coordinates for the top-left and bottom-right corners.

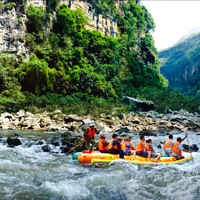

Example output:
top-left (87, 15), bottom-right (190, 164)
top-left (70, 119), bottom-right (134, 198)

top-left (0, 130), bottom-right (200, 200)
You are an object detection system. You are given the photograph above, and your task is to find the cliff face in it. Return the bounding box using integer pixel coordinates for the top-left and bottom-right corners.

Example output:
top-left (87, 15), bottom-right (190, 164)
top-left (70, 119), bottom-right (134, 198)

top-left (60, 0), bottom-right (118, 38)
top-left (0, 5), bottom-right (27, 55)
top-left (0, 0), bottom-right (120, 55)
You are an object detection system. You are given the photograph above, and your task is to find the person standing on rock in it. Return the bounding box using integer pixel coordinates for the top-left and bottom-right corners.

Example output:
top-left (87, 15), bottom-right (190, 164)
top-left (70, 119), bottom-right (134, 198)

top-left (98, 134), bottom-right (109, 153)
top-left (172, 136), bottom-right (191, 160)
top-left (83, 123), bottom-right (100, 150)
top-left (136, 135), bottom-right (151, 162)
top-left (108, 134), bottom-right (124, 159)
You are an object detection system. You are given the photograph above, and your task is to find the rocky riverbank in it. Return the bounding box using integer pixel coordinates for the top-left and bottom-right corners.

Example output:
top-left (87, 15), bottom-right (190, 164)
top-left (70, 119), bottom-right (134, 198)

top-left (1, 108), bottom-right (200, 153)
top-left (1, 109), bottom-right (200, 134)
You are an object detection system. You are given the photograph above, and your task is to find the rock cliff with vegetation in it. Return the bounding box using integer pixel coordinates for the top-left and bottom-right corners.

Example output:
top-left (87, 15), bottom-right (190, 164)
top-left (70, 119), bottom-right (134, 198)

top-left (0, 0), bottom-right (199, 116)
top-left (159, 32), bottom-right (200, 100)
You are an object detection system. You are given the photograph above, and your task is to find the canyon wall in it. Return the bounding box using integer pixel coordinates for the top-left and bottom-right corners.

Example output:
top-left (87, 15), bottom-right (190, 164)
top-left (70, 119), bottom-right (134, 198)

top-left (0, 0), bottom-right (119, 55)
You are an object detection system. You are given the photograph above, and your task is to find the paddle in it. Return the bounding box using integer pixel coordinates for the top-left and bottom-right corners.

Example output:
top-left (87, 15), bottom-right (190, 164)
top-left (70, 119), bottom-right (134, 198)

top-left (186, 134), bottom-right (194, 163)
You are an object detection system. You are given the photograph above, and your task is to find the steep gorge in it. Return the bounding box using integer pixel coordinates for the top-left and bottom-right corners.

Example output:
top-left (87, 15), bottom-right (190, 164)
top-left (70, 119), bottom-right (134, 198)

top-left (0, 0), bottom-right (196, 114)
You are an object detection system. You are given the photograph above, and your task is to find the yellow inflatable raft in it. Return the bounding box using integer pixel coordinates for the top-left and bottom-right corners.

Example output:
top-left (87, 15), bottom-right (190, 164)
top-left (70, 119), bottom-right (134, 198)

top-left (78, 152), bottom-right (192, 166)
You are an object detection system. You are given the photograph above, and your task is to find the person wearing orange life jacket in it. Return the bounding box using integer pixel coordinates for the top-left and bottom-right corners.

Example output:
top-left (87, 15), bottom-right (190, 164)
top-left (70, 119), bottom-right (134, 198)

top-left (136, 135), bottom-right (151, 162)
top-left (163, 134), bottom-right (175, 157)
top-left (146, 139), bottom-right (162, 162)
top-left (122, 137), bottom-right (132, 155)
top-left (172, 136), bottom-right (191, 160)
top-left (164, 134), bottom-right (187, 157)
top-left (108, 134), bottom-right (124, 159)
top-left (122, 136), bottom-right (136, 156)
top-left (83, 123), bottom-right (100, 150)
top-left (98, 134), bottom-right (109, 153)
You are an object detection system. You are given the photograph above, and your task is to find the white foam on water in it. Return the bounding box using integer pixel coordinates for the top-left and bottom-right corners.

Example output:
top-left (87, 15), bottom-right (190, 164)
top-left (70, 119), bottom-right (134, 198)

top-left (0, 131), bottom-right (200, 199)
top-left (42, 179), bottom-right (91, 200)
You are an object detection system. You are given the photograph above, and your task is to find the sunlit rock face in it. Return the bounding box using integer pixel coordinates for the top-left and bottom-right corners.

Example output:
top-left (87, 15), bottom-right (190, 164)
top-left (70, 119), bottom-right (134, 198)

top-left (0, 6), bottom-right (27, 55)
top-left (0, 0), bottom-right (119, 55)
top-left (27, 0), bottom-right (44, 7)
top-left (61, 0), bottom-right (117, 38)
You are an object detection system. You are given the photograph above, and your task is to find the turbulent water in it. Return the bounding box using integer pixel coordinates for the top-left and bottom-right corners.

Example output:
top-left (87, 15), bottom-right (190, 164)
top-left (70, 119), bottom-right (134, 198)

top-left (0, 130), bottom-right (200, 200)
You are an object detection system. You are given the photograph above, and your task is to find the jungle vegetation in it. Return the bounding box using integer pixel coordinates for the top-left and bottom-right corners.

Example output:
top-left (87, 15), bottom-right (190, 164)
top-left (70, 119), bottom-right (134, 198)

top-left (0, 0), bottom-right (199, 116)
top-left (160, 32), bottom-right (200, 102)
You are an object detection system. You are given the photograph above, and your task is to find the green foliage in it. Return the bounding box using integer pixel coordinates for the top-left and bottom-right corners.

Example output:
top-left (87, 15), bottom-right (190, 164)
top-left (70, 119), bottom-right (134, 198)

top-left (17, 17), bottom-right (23, 24)
top-left (138, 87), bottom-right (200, 113)
top-left (159, 32), bottom-right (200, 98)
top-left (19, 54), bottom-right (50, 95)
top-left (4, 3), bottom-right (16, 10)
top-left (27, 4), bottom-right (44, 33)
top-left (0, 0), bottom-right (196, 114)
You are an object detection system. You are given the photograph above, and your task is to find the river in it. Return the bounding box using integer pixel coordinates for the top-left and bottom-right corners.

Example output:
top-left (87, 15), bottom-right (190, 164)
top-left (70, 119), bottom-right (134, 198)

top-left (0, 130), bottom-right (199, 200)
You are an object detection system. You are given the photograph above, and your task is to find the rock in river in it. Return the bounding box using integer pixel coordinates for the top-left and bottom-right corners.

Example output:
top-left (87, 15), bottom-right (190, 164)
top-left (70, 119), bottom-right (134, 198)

top-left (139, 130), bottom-right (157, 137)
top-left (7, 137), bottom-right (22, 147)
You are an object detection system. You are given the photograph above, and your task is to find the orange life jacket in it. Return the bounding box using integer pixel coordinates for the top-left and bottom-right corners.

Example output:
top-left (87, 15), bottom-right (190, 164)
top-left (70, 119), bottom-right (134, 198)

top-left (164, 139), bottom-right (173, 150)
top-left (145, 143), bottom-right (154, 153)
top-left (108, 139), bottom-right (118, 150)
top-left (98, 139), bottom-right (108, 151)
top-left (172, 141), bottom-right (182, 155)
top-left (122, 141), bottom-right (131, 151)
top-left (136, 140), bottom-right (144, 152)
top-left (86, 127), bottom-right (96, 140)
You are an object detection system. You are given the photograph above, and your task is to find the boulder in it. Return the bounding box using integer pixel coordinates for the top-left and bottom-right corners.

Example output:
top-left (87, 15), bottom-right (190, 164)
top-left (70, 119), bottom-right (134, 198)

top-left (82, 117), bottom-right (92, 125)
top-left (53, 109), bottom-right (62, 114)
top-left (105, 115), bottom-right (113, 120)
top-left (61, 134), bottom-right (83, 152)
top-left (182, 144), bottom-right (199, 152)
top-left (64, 114), bottom-right (82, 123)
top-left (139, 130), bottom-right (157, 137)
top-left (17, 110), bottom-right (25, 117)
top-left (157, 144), bottom-right (162, 148)
top-left (40, 117), bottom-right (52, 127)
top-left (61, 131), bottom-right (73, 138)
top-left (131, 117), bottom-right (140, 124)
top-left (99, 113), bottom-right (106, 118)
top-left (1, 112), bottom-right (15, 120)
top-left (52, 114), bottom-right (63, 121)
top-left (26, 112), bottom-right (35, 118)
top-left (21, 118), bottom-right (41, 129)
top-left (49, 123), bottom-right (63, 131)
top-left (0, 121), bottom-right (14, 129)
top-left (101, 119), bottom-right (115, 126)
top-left (162, 116), bottom-right (170, 121)
top-left (38, 141), bottom-right (44, 145)
top-left (115, 127), bottom-right (131, 134)
top-left (7, 137), bottom-right (22, 147)
top-left (51, 137), bottom-right (60, 146)
top-left (118, 114), bottom-right (126, 120)
top-left (73, 124), bottom-right (87, 136)
top-left (123, 96), bottom-right (154, 111)
top-left (42, 145), bottom-right (51, 152)
top-left (194, 112), bottom-right (200, 117)
top-left (170, 115), bottom-right (187, 124)
top-left (191, 144), bottom-right (199, 152)
top-left (60, 145), bottom-right (70, 153)
top-left (103, 126), bottom-right (112, 132)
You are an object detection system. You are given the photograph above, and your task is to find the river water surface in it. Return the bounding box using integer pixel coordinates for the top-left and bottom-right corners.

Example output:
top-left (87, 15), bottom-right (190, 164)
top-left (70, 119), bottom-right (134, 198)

top-left (0, 130), bottom-right (200, 200)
